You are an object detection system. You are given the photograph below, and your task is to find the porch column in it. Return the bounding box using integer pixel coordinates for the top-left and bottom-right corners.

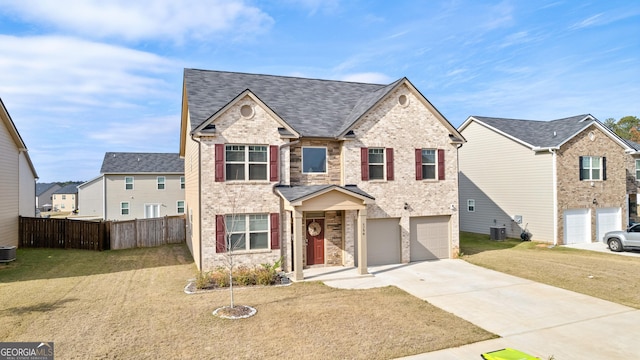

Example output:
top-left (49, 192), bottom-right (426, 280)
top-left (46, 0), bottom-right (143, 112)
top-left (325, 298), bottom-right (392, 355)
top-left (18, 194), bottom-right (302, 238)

top-left (357, 208), bottom-right (368, 275)
top-left (293, 209), bottom-right (304, 281)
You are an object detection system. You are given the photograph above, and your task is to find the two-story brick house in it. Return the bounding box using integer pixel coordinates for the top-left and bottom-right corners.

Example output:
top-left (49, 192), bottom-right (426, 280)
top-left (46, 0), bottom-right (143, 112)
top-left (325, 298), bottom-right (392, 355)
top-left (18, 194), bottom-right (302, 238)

top-left (180, 69), bottom-right (465, 280)
top-left (458, 115), bottom-right (632, 245)
top-left (78, 152), bottom-right (185, 220)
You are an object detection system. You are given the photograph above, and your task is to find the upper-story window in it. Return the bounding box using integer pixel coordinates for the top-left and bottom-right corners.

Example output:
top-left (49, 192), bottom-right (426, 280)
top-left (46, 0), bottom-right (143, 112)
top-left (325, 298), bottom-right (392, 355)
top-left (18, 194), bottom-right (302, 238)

top-left (62, 194), bottom-right (67, 200)
top-left (226, 145), bottom-right (268, 181)
top-left (302, 147), bottom-right (327, 173)
top-left (635, 159), bottom-right (640, 180)
top-left (420, 149), bottom-right (436, 180)
top-left (125, 176), bottom-right (134, 190)
top-left (415, 148), bottom-right (445, 181)
top-left (215, 144), bottom-right (278, 182)
top-left (157, 176), bottom-right (166, 189)
top-left (579, 156), bottom-right (605, 181)
top-left (180, 176), bottom-right (185, 189)
top-left (361, 147), bottom-right (394, 181)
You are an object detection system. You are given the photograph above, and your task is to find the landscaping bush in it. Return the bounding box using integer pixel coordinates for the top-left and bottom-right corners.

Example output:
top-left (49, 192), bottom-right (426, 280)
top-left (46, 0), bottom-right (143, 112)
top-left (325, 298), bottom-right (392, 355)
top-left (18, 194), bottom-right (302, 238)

top-left (195, 260), bottom-right (282, 289)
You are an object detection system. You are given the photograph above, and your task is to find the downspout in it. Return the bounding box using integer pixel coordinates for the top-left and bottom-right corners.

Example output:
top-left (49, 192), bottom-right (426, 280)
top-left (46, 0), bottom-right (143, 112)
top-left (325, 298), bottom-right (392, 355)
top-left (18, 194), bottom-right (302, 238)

top-left (550, 148), bottom-right (558, 246)
top-left (191, 133), bottom-right (204, 271)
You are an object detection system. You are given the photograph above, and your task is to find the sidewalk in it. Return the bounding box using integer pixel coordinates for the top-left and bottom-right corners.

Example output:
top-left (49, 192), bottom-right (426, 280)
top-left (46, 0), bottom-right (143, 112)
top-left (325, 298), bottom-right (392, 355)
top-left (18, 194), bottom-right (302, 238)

top-left (314, 260), bottom-right (640, 359)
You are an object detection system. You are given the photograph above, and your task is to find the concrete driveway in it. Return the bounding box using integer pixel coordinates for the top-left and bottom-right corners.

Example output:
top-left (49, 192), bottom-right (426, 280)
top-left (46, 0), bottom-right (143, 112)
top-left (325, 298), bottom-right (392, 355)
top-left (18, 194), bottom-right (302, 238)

top-left (564, 241), bottom-right (640, 257)
top-left (319, 260), bottom-right (640, 359)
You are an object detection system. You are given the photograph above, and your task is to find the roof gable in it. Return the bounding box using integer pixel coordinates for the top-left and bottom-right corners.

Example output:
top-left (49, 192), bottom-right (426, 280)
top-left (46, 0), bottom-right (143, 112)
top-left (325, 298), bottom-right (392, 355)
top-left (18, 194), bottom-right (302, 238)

top-left (1, 98), bottom-right (38, 178)
top-left (100, 152), bottom-right (184, 174)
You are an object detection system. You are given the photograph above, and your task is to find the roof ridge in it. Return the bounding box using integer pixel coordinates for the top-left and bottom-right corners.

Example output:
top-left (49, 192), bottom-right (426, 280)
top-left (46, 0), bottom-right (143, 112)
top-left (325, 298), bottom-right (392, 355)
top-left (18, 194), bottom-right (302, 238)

top-left (185, 68), bottom-right (388, 86)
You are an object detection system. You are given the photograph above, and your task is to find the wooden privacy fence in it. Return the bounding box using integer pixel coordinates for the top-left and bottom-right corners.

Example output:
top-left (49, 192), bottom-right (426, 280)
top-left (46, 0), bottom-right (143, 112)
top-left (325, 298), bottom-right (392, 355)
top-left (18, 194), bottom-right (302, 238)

top-left (110, 216), bottom-right (186, 250)
top-left (19, 217), bottom-right (109, 250)
top-left (19, 215), bottom-right (185, 251)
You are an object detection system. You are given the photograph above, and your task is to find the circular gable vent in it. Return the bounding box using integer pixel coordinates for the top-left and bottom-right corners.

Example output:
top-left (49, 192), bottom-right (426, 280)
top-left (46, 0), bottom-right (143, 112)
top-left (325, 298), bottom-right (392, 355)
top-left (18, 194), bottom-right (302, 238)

top-left (398, 94), bottom-right (409, 107)
top-left (240, 104), bottom-right (254, 118)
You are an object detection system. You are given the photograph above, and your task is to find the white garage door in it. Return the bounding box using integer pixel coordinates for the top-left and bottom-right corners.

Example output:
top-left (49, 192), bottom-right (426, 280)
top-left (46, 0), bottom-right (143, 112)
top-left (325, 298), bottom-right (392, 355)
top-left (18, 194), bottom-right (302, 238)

top-left (596, 207), bottom-right (621, 243)
top-left (563, 209), bottom-right (591, 244)
top-left (410, 216), bottom-right (450, 261)
top-left (367, 218), bottom-right (401, 265)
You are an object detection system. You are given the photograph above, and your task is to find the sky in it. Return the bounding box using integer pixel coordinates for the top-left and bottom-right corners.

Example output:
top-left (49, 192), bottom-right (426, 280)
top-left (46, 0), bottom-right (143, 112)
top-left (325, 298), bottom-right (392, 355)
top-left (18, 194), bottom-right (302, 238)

top-left (0, 0), bottom-right (638, 183)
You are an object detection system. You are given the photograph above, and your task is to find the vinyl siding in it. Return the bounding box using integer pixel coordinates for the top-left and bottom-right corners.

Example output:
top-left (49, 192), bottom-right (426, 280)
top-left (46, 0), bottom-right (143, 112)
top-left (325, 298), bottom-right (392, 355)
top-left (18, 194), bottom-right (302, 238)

top-left (18, 151), bottom-right (35, 217)
top-left (78, 177), bottom-right (105, 219)
top-left (184, 113), bottom-right (202, 269)
top-left (104, 174), bottom-right (185, 220)
top-left (459, 121), bottom-right (555, 242)
top-left (0, 116), bottom-right (19, 246)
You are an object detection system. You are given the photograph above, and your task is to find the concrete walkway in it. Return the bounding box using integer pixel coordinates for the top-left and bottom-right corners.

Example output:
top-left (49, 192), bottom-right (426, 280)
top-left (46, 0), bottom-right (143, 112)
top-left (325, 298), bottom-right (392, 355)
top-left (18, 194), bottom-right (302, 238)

top-left (310, 260), bottom-right (640, 359)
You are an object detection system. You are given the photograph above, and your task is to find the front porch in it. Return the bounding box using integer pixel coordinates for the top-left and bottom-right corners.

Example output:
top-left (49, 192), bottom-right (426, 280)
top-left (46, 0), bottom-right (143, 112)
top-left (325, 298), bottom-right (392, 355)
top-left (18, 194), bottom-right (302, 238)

top-left (276, 184), bottom-right (375, 281)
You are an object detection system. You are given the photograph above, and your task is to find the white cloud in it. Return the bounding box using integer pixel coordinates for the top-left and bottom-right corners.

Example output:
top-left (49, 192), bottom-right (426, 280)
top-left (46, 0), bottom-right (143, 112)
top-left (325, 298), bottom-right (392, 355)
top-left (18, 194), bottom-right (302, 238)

top-left (570, 13), bottom-right (604, 30)
top-left (0, 35), bottom-right (174, 112)
top-left (0, 0), bottom-right (274, 42)
top-left (340, 72), bottom-right (393, 84)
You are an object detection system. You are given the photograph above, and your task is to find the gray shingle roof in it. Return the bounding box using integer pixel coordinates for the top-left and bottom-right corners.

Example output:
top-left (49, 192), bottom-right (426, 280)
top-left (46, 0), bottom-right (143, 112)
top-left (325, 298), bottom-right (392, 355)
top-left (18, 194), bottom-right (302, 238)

top-left (36, 182), bottom-right (60, 196)
top-left (470, 114), bottom-right (601, 148)
top-left (275, 184), bottom-right (374, 203)
top-left (53, 183), bottom-right (82, 195)
top-left (100, 152), bottom-right (184, 174)
top-left (184, 69), bottom-right (398, 138)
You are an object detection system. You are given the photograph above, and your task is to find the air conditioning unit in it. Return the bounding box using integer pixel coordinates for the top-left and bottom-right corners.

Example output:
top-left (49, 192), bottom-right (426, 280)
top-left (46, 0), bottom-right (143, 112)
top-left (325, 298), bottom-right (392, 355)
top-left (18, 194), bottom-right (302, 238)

top-left (489, 227), bottom-right (506, 241)
top-left (0, 246), bottom-right (16, 262)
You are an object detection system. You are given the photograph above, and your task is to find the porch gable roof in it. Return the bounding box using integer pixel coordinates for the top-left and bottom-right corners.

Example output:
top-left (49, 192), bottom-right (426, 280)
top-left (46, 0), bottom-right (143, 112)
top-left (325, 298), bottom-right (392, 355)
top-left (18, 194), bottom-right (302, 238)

top-left (275, 184), bottom-right (374, 207)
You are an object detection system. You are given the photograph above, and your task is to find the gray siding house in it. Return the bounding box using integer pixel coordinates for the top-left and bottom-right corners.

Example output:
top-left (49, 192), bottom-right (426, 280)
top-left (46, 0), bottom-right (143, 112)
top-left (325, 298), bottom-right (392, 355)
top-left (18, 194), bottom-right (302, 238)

top-left (0, 98), bottom-right (38, 247)
top-left (458, 115), bottom-right (632, 245)
top-left (180, 69), bottom-right (465, 280)
top-left (36, 182), bottom-right (61, 211)
top-left (78, 153), bottom-right (185, 220)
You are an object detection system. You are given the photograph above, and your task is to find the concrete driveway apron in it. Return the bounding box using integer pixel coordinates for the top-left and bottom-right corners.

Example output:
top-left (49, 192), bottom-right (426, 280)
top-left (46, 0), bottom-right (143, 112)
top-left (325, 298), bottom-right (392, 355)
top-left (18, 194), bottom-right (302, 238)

top-left (323, 259), bottom-right (640, 359)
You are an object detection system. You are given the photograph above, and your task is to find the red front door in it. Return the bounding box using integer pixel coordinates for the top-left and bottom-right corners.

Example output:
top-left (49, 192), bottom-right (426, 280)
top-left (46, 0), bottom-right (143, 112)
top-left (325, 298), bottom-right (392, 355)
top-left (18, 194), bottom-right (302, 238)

top-left (306, 219), bottom-right (324, 265)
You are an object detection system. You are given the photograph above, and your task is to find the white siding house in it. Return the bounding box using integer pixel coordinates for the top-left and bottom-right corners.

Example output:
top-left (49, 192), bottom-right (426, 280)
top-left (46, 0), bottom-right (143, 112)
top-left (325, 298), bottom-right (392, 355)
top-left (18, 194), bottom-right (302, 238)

top-left (0, 98), bottom-right (38, 247)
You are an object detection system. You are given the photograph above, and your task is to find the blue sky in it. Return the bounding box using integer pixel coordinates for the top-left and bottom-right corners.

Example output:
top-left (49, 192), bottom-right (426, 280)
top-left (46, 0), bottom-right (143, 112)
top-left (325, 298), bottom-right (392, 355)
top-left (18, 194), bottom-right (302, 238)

top-left (0, 0), bottom-right (638, 182)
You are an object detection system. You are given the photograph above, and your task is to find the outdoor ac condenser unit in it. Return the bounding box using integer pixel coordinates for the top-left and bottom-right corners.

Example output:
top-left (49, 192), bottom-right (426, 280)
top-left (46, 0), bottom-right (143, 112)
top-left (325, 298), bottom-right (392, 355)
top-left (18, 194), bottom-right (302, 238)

top-left (0, 246), bottom-right (16, 262)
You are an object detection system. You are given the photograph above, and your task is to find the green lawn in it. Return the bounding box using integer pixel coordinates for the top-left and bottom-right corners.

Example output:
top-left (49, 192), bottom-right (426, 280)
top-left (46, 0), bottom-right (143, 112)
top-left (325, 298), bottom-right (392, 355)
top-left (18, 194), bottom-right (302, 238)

top-left (0, 244), bottom-right (494, 359)
top-left (460, 232), bottom-right (640, 309)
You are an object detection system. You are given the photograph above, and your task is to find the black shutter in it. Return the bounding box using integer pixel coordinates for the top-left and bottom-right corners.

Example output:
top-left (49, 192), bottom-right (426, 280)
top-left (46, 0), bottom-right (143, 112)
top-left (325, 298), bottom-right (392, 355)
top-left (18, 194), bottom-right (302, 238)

top-left (602, 157), bottom-right (607, 180)
top-left (579, 156), bottom-right (584, 180)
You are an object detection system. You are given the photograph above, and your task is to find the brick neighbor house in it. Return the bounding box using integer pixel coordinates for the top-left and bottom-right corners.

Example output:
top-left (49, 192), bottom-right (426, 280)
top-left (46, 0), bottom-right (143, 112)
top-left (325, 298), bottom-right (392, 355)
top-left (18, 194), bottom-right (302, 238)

top-left (458, 115), bottom-right (633, 245)
top-left (180, 69), bottom-right (465, 280)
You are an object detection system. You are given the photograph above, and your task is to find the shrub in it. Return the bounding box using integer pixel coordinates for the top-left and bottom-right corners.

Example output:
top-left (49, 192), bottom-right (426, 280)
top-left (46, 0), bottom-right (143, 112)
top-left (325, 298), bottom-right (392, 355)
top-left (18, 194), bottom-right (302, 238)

top-left (195, 260), bottom-right (284, 289)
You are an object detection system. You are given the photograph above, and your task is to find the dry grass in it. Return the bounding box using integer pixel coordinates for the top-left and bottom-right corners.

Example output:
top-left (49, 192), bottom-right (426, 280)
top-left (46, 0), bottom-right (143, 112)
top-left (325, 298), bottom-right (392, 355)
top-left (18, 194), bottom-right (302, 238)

top-left (0, 244), bottom-right (494, 359)
top-left (461, 232), bottom-right (640, 309)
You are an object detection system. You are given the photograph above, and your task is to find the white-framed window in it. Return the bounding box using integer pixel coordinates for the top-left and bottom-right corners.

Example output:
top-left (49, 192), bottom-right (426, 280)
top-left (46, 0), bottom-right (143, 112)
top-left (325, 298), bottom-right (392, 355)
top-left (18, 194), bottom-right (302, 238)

top-left (125, 176), bottom-right (134, 190)
top-left (467, 199), bottom-right (475, 212)
top-left (157, 176), bottom-right (166, 190)
top-left (368, 148), bottom-right (385, 180)
top-left (121, 202), bottom-right (130, 215)
top-left (61, 203), bottom-right (66, 209)
top-left (180, 176), bottom-right (185, 189)
top-left (225, 214), bottom-right (269, 251)
top-left (177, 201), bottom-right (185, 214)
top-left (580, 156), bottom-right (602, 181)
top-left (62, 194), bottom-right (66, 200)
top-left (421, 149), bottom-right (436, 180)
top-left (225, 145), bottom-right (268, 181)
top-left (302, 147), bottom-right (327, 173)
top-left (635, 159), bottom-right (640, 180)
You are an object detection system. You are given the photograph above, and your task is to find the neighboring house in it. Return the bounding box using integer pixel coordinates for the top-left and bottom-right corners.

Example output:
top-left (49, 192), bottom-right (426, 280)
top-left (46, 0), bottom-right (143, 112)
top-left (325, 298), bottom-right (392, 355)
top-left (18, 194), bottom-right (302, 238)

top-left (36, 182), bottom-right (61, 211)
top-left (623, 139), bottom-right (640, 224)
top-left (51, 183), bottom-right (82, 212)
top-left (78, 152), bottom-right (185, 220)
top-left (180, 69), bottom-right (465, 280)
top-left (458, 114), bottom-right (632, 246)
top-left (0, 98), bottom-right (38, 247)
